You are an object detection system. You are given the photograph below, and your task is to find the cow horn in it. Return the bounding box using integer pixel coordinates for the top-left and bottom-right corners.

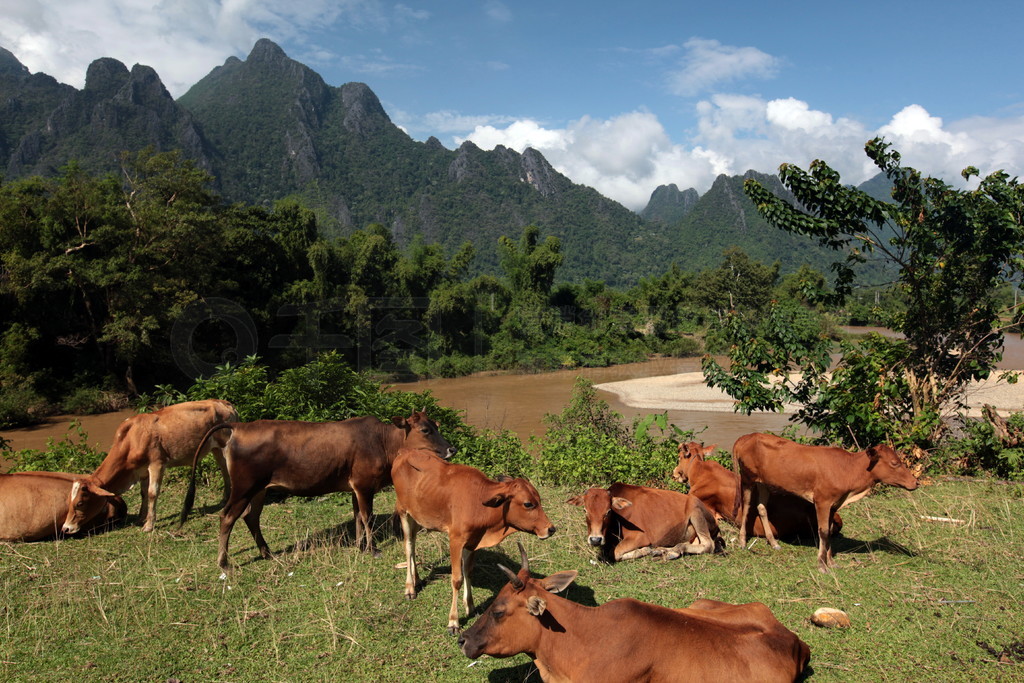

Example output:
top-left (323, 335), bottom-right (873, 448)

top-left (517, 541), bottom-right (529, 573)
top-left (497, 563), bottom-right (524, 589)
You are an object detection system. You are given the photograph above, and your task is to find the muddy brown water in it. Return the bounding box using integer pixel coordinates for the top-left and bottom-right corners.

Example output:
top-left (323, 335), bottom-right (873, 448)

top-left (5, 329), bottom-right (1023, 470)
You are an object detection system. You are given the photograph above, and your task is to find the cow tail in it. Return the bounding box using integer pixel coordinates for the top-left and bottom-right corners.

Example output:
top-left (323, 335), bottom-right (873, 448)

top-left (179, 423), bottom-right (233, 528)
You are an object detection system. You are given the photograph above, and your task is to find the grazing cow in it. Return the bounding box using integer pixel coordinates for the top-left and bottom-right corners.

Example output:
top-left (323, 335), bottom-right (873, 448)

top-left (673, 441), bottom-right (843, 540)
top-left (180, 411), bottom-right (455, 570)
top-left (1, 472), bottom-right (126, 541)
top-left (392, 449), bottom-right (556, 634)
top-left (458, 544), bottom-right (811, 682)
top-left (732, 432), bottom-right (919, 572)
top-left (62, 399), bottom-right (237, 534)
top-left (566, 482), bottom-right (721, 561)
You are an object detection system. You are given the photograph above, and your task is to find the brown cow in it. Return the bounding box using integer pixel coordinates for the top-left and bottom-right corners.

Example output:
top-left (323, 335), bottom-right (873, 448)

top-left (458, 545), bottom-right (811, 682)
top-left (732, 432), bottom-right (919, 572)
top-left (180, 411), bottom-right (455, 570)
top-left (673, 441), bottom-right (843, 540)
top-left (392, 448), bottom-right (556, 634)
top-left (62, 399), bottom-right (237, 534)
top-left (567, 482), bottom-right (721, 562)
top-left (2, 472), bottom-right (126, 541)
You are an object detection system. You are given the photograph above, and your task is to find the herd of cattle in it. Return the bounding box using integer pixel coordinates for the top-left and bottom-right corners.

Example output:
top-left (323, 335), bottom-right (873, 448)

top-left (0, 398), bottom-right (923, 681)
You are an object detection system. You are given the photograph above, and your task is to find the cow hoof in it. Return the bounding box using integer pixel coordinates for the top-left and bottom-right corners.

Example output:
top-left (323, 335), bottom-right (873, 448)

top-left (661, 550), bottom-right (681, 560)
top-left (447, 625), bottom-right (461, 636)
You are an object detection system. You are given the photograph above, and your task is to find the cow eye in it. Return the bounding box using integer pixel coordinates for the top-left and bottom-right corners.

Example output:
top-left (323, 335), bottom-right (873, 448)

top-left (492, 609), bottom-right (505, 620)
top-left (523, 501), bottom-right (535, 509)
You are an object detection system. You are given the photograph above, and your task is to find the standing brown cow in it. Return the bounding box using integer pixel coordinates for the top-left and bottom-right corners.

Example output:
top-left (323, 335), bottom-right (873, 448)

top-left (567, 482), bottom-right (721, 561)
top-left (673, 441), bottom-right (843, 540)
top-left (732, 432), bottom-right (919, 572)
top-left (180, 411), bottom-right (455, 570)
top-left (62, 399), bottom-right (237, 534)
top-left (2, 472), bottom-right (126, 541)
top-left (458, 544), bottom-right (811, 682)
top-left (392, 448), bottom-right (556, 634)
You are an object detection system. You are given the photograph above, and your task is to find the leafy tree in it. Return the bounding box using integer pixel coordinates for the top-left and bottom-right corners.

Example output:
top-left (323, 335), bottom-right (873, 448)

top-left (694, 247), bottom-right (779, 321)
top-left (706, 138), bottom-right (1024, 450)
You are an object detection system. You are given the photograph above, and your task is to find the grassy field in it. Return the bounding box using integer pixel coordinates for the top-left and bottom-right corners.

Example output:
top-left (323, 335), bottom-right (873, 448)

top-left (1, 477), bottom-right (1021, 682)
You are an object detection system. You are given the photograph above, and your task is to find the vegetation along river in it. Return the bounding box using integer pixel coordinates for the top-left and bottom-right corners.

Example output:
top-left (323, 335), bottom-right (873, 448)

top-left (5, 328), bottom-right (1024, 468)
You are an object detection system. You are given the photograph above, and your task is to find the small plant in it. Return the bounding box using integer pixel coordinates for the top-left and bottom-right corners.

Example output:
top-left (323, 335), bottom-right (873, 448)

top-left (534, 379), bottom-right (692, 487)
top-left (7, 420), bottom-right (105, 473)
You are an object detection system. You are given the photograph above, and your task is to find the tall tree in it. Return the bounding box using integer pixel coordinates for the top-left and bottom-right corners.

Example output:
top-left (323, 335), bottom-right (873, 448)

top-left (705, 138), bottom-right (1024, 450)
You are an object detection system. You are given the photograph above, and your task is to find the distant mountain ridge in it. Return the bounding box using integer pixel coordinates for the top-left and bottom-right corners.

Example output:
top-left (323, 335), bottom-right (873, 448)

top-left (0, 39), bottom-right (891, 285)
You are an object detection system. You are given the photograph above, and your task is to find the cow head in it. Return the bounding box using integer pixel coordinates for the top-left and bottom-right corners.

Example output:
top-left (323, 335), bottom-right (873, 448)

top-left (392, 410), bottom-right (457, 460)
top-left (566, 487), bottom-right (631, 547)
top-left (62, 479), bottom-right (121, 534)
top-left (672, 441), bottom-right (716, 484)
top-left (486, 476), bottom-right (556, 539)
top-left (459, 543), bottom-right (577, 660)
top-left (865, 445), bottom-right (919, 491)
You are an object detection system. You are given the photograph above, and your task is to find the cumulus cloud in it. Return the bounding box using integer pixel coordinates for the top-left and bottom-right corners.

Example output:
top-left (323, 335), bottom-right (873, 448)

top-left (458, 98), bottom-right (1024, 211)
top-left (0, 0), bottom-right (379, 96)
top-left (667, 38), bottom-right (780, 97)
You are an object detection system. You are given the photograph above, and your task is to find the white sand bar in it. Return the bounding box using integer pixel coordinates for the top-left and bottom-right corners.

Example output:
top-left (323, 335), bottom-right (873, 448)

top-left (596, 371), bottom-right (1023, 417)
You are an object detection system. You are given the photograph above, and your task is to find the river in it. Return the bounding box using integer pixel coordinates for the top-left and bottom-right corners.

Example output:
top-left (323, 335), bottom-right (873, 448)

top-left (5, 329), bottom-right (1024, 468)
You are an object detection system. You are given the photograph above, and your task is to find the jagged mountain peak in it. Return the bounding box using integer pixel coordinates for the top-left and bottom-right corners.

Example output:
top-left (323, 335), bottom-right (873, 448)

top-left (248, 38), bottom-right (288, 63)
top-left (0, 45), bottom-right (29, 78)
top-left (84, 57), bottom-right (130, 95)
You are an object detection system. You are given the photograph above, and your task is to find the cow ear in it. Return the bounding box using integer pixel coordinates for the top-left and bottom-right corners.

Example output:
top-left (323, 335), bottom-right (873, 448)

top-left (540, 570), bottom-right (577, 594)
top-left (526, 596), bottom-right (547, 616)
top-left (88, 483), bottom-right (119, 499)
top-left (391, 416), bottom-right (409, 430)
top-left (483, 493), bottom-right (509, 508)
top-left (611, 497), bottom-right (632, 510)
top-left (495, 474), bottom-right (514, 483)
top-left (702, 444), bottom-right (717, 456)
top-left (565, 494), bottom-right (584, 506)
top-left (865, 446), bottom-right (881, 470)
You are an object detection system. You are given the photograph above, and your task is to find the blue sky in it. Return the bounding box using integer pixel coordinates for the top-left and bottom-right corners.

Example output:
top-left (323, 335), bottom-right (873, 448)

top-left (4, 1), bottom-right (1024, 210)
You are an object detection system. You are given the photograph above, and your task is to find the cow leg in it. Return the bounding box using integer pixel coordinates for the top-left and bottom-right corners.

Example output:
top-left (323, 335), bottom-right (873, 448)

top-left (756, 483), bottom-right (780, 549)
top-left (815, 500), bottom-right (836, 573)
top-left (218, 494), bottom-right (254, 571)
top-left (400, 513), bottom-right (421, 600)
top-left (352, 488), bottom-right (379, 556)
top-left (448, 538), bottom-right (468, 635)
top-left (141, 463), bottom-right (165, 533)
top-left (737, 482), bottom-right (753, 546)
top-left (241, 489), bottom-right (271, 560)
top-left (617, 546), bottom-right (657, 561)
top-left (462, 547), bottom-right (476, 617)
top-left (212, 447), bottom-right (231, 506)
top-left (658, 513), bottom-right (718, 559)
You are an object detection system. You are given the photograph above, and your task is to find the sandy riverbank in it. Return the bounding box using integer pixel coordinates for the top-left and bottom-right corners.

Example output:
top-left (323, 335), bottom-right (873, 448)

top-left (596, 371), bottom-right (1024, 417)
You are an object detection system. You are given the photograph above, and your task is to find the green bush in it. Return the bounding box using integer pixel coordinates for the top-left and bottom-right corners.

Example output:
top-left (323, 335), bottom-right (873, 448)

top-left (0, 385), bottom-right (48, 429)
top-left (61, 386), bottom-right (130, 415)
top-left (7, 420), bottom-right (105, 474)
top-left (534, 378), bottom-right (692, 488)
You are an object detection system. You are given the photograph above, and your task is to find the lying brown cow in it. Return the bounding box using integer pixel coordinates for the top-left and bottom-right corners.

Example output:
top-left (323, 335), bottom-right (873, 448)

top-left (673, 441), bottom-right (843, 540)
top-left (180, 411), bottom-right (455, 570)
top-left (459, 544), bottom-right (811, 682)
top-left (62, 399), bottom-right (237, 534)
top-left (567, 482), bottom-right (721, 561)
top-left (732, 432), bottom-right (919, 572)
top-left (392, 449), bottom-right (556, 634)
top-left (1, 472), bottom-right (126, 541)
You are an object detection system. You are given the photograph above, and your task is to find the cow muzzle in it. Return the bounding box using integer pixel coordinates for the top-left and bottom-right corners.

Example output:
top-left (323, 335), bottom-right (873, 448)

top-left (588, 535), bottom-right (603, 547)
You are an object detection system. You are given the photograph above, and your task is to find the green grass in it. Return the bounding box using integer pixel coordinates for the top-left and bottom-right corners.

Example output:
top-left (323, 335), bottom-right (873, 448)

top-left (1, 479), bottom-right (1022, 682)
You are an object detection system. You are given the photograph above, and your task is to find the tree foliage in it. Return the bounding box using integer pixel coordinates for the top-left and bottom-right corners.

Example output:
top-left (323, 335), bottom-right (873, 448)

top-left (707, 138), bottom-right (1024, 449)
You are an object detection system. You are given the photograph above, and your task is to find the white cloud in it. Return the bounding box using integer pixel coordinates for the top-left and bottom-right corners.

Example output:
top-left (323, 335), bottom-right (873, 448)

top-left (456, 98), bottom-right (1024, 212)
top-left (0, 0), bottom-right (380, 96)
top-left (484, 1), bottom-right (512, 23)
top-left (667, 38), bottom-right (780, 97)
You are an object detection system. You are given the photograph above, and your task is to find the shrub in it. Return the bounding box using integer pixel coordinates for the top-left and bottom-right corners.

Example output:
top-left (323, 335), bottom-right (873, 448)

top-left (0, 385), bottom-right (49, 429)
top-left (7, 420), bottom-right (105, 473)
top-left (534, 378), bottom-right (693, 487)
top-left (61, 386), bottom-right (130, 415)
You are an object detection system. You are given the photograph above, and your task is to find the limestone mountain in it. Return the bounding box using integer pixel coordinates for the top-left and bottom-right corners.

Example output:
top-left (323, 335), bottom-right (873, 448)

top-left (1, 48), bottom-right (211, 179)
